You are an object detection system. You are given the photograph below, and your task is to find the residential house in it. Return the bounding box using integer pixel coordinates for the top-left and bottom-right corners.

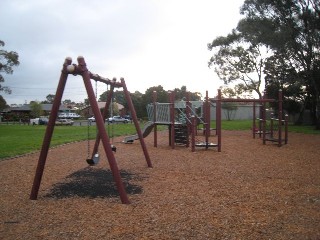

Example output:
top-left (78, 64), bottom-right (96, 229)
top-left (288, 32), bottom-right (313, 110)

top-left (2, 104), bottom-right (70, 122)
top-left (81, 102), bottom-right (126, 118)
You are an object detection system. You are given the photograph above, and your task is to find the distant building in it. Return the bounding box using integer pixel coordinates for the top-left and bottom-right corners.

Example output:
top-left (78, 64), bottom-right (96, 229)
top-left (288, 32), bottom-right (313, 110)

top-left (81, 102), bottom-right (125, 117)
top-left (1, 104), bottom-right (71, 122)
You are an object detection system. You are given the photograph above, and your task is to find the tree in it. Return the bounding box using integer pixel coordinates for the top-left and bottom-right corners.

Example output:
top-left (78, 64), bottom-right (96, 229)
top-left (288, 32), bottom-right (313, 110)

top-left (29, 101), bottom-right (43, 118)
top-left (208, 30), bottom-right (270, 99)
top-left (84, 98), bottom-right (89, 106)
top-left (143, 85), bottom-right (169, 105)
top-left (130, 91), bottom-right (145, 118)
top-left (240, 0), bottom-right (320, 127)
top-left (41, 94), bottom-right (55, 104)
top-left (99, 89), bottom-right (130, 117)
top-left (99, 90), bottom-right (109, 102)
top-left (63, 99), bottom-right (74, 105)
top-left (173, 86), bottom-right (202, 101)
top-left (220, 86), bottom-right (239, 121)
top-left (264, 53), bottom-right (306, 123)
top-left (0, 40), bottom-right (19, 94)
top-left (0, 95), bottom-right (8, 111)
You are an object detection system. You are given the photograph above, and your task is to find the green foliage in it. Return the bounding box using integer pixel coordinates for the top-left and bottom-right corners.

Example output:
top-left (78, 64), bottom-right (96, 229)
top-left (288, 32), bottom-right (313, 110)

top-left (0, 40), bottom-right (20, 94)
top-left (111, 102), bottom-right (119, 116)
top-left (97, 85), bottom-right (201, 119)
top-left (29, 101), bottom-right (43, 118)
top-left (287, 124), bottom-right (320, 134)
top-left (209, 0), bottom-right (320, 127)
top-left (240, 0), bottom-right (320, 127)
top-left (143, 85), bottom-right (169, 104)
top-left (0, 95), bottom-right (8, 111)
top-left (0, 123), bottom-right (139, 159)
top-left (172, 85), bottom-right (202, 101)
top-left (130, 91), bottom-right (145, 119)
top-left (41, 94), bottom-right (55, 104)
top-left (208, 30), bottom-right (266, 98)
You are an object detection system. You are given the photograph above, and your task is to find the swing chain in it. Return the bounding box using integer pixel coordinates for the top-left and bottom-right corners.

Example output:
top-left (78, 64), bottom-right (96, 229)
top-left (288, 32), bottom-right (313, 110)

top-left (87, 119), bottom-right (90, 158)
top-left (87, 80), bottom-right (97, 159)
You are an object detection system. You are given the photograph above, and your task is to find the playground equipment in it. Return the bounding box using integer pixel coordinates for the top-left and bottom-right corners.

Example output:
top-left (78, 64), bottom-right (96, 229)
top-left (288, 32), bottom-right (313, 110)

top-left (144, 88), bottom-right (288, 152)
top-left (191, 90), bottom-right (220, 151)
top-left (252, 90), bottom-right (289, 146)
top-left (30, 56), bottom-right (152, 204)
top-left (123, 121), bottom-right (155, 143)
top-left (145, 90), bottom-right (218, 152)
top-left (215, 89), bottom-right (288, 148)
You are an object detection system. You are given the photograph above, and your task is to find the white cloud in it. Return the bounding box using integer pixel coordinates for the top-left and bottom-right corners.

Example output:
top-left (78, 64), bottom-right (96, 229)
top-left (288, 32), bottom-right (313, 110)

top-left (1, 0), bottom-right (243, 104)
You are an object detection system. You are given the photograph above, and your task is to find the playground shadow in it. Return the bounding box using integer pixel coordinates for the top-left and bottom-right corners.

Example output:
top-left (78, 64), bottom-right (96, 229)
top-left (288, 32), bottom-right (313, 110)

top-left (44, 168), bottom-right (145, 199)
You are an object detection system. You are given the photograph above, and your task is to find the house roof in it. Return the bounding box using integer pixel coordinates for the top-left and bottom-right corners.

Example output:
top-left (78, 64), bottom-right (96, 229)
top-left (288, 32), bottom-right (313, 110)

top-left (97, 102), bottom-right (124, 110)
top-left (9, 104), bottom-right (69, 112)
top-left (82, 102), bottom-right (124, 111)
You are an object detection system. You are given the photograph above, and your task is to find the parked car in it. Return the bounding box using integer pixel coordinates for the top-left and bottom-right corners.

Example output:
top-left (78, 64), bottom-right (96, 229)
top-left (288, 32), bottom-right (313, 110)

top-left (30, 118), bottom-right (39, 125)
top-left (88, 116), bottom-right (96, 122)
top-left (106, 116), bottom-right (130, 124)
top-left (58, 112), bottom-right (80, 119)
top-left (55, 119), bottom-right (74, 126)
top-left (124, 115), bottom-right (132, 121)
top-left (30, 117), bottom-right (49, 125)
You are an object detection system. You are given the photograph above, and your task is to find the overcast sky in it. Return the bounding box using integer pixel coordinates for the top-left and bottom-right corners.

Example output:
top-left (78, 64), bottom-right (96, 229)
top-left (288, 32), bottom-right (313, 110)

top-left (1, 0), bottom-right (244, 105)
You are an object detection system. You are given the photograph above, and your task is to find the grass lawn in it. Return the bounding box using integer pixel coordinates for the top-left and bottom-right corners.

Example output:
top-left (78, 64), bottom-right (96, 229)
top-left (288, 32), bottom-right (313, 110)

top-left (0, 123), bottom-right (138, 159)
top-left (0, 120), bottom-right (319, 159)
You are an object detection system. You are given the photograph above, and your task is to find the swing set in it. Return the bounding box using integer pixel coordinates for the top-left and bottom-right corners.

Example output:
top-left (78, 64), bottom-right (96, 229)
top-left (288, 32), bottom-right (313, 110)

top-left (30, 56), bottom-right (152, 204)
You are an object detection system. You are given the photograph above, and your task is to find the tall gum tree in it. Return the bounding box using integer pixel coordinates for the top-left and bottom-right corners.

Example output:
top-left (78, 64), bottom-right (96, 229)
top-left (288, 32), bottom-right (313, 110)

top-left (240, 0), bottom-right (320, 128)
top-left (0, 40), bottom-right (19, 94)
top-left (208, 30), bottom-right (272, 99)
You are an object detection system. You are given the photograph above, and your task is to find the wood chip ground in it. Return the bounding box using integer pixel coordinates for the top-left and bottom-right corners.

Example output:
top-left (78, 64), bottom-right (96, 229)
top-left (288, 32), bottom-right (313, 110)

top-left (1, 130), bottom-right (320, 239)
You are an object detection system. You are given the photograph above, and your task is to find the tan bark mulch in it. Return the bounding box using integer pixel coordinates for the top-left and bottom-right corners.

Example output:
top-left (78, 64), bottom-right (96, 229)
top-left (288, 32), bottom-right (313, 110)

top-left (1, 130), bottom-right (320, 239)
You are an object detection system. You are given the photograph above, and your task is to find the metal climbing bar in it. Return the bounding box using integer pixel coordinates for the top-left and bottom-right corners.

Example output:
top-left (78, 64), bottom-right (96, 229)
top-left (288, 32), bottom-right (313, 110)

top-left (147, 103), bottom-right (171, 123)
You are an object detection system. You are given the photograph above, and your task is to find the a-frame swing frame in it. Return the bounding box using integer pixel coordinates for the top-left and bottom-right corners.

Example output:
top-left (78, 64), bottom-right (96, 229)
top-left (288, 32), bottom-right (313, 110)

top-left (30, 56), bottom-right (152, 204)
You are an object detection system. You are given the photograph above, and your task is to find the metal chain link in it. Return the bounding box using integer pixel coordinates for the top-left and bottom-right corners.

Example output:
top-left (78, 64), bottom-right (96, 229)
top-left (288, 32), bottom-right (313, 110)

top-left (87, 119), bottom-right (90, 158)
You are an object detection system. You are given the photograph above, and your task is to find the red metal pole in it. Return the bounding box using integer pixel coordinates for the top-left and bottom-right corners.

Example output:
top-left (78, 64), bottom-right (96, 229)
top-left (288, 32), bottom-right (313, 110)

top-left (262, 92), bottom-right (267, 145)
top-left (278, 90), bottom-right (283, 147)
top-left (121, 78), bottom-right (153, 168)
top-left (170, 91), bottom-right (175, 149)
top-left (30, 57), bottom-right (71, 200)
top-left (217, 89), bottom-right (222, 152)
top-left (186, 92), bottom-right (191, 148)
top-left (253, 102), bottom-right (256, 139)
top-left (191, 116), bottom-right (196, 152)
top-left (285, 114), bottom-right (288, 144)
top-left (270, 113), bottom-right (274, 138)
top-left (205, 91), bottom-right (210, 149)
top-left (153, 91), bottom-right (157, 148)
top-left (78, 56), bottom-right (130, 204)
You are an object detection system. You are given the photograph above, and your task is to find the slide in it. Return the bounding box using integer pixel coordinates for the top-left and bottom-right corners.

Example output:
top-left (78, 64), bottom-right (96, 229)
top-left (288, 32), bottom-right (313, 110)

top-left (123, 121), bottom-right (154, 143)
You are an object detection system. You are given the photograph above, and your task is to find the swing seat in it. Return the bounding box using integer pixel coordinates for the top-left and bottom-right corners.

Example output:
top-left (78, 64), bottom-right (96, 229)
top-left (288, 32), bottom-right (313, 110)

top-left (195, 142), bottom-right (218, 148)
top-left (86, 153), bottom-right (100, 166)
top-left (86, 158), bottom-right (96, 165)
top-left (111, 145), bottom-right (117, 152)
top-left (86, 145), bottom-right (116, 166)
